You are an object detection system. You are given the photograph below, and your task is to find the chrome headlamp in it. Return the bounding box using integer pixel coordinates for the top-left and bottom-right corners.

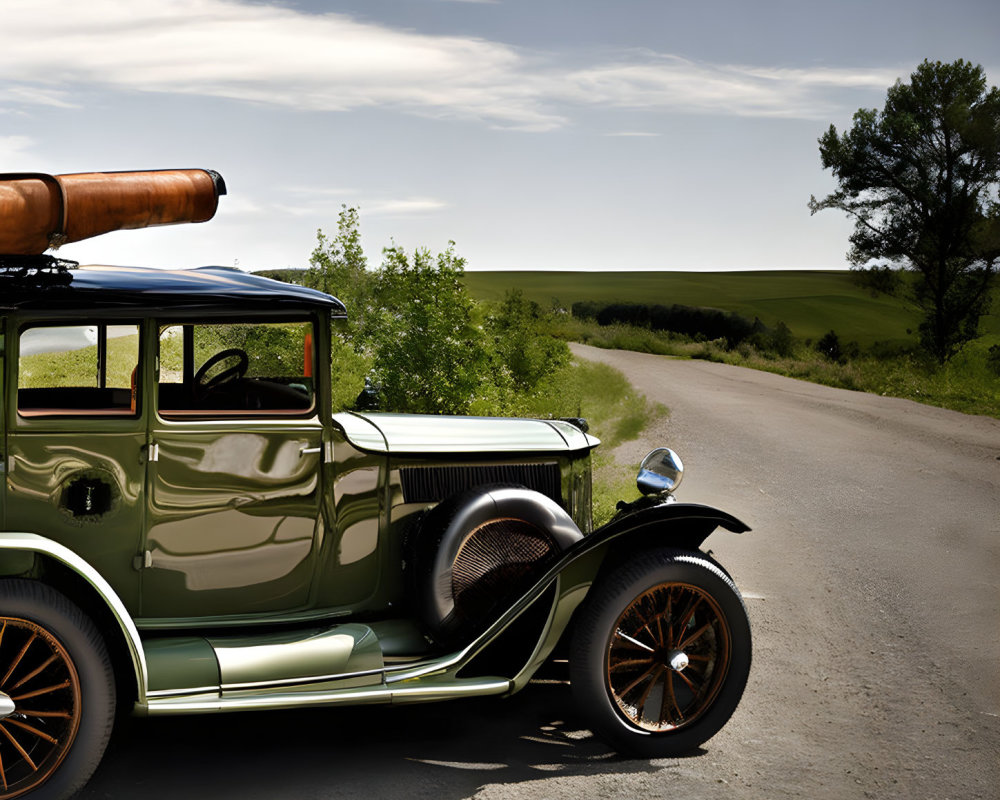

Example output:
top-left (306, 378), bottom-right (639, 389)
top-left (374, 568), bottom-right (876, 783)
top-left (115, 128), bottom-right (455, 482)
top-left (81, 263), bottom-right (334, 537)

top-left (636, 448), bottom-right (684, 496)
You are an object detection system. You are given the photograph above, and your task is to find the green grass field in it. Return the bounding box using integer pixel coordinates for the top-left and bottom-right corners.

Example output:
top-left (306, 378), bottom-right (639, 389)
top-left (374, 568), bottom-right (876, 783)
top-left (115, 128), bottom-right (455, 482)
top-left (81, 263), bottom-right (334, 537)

top-left (463, 270), bottom-right (1000, 348)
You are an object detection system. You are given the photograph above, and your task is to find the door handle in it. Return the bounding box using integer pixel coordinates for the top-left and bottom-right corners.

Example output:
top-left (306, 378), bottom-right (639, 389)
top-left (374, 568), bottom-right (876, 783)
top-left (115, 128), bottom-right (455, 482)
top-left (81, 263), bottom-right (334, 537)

top-left (299, 446), bottom-right (322, 457)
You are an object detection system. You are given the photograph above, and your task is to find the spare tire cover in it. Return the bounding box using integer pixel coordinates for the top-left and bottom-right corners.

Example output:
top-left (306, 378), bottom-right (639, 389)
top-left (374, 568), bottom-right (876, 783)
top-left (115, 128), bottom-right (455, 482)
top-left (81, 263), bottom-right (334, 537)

top-left (409, 485), bottom-right (583, 645)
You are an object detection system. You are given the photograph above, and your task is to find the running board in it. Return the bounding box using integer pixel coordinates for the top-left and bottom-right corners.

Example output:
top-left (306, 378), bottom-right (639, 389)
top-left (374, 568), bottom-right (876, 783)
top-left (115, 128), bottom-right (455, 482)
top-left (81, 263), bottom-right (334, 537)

top-left (142, 622), bottom-right (384, 702)
top-left (138, 620), bottom-right (512, 716)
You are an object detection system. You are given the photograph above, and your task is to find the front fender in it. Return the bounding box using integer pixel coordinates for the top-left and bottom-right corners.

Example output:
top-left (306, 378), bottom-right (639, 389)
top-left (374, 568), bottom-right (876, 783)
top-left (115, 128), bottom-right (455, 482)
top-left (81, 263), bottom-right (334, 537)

top-left (595, 499), bottom-right (749, 548)
top-left (476, 501), bottom-right (749, 690)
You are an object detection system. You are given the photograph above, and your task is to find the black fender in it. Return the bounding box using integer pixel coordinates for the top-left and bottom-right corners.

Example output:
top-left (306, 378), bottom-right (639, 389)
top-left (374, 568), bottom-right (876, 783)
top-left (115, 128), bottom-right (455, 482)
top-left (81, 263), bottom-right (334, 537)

top-left (566, 499), bottom-right (750, 574)
top-left (449, 500), bottom-right (748, 684)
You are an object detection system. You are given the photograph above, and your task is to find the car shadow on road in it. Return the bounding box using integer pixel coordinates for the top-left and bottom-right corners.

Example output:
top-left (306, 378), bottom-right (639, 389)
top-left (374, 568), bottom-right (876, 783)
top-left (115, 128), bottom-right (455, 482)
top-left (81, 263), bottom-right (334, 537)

top-left (80, 681), bottom-right (705, 799)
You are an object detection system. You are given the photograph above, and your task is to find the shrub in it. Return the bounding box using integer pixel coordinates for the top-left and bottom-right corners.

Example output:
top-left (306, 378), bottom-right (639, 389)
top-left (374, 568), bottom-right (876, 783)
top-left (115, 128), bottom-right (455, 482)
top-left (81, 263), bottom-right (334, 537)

top-left (485, 290), bottom-right (570, 393)
top-left (367, 242), bottom-right (490, 415)
top-left (816, 330), bottom-right (843, 362)
top-left (988, 344), bottom-right (1000, 376)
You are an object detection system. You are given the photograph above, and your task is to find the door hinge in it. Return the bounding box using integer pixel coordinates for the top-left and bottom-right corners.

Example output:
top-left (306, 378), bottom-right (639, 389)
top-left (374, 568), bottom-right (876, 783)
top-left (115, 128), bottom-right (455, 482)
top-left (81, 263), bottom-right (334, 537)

top-left (145, 443), bottom-right (159, 463)
top-left (133, 550), bottom-right (153, 570)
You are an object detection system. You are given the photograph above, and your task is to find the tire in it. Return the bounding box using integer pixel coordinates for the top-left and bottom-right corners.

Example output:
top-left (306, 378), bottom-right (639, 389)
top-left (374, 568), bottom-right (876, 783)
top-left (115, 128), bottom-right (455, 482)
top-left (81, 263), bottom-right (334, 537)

top-left (0, 580), bottom-right (116, 800)
top-left (570, 549), bottom-right (751, 758)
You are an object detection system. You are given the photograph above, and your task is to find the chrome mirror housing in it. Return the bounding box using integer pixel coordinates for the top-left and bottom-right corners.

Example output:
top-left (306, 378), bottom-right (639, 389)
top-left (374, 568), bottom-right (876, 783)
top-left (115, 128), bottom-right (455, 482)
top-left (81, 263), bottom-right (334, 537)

top-left (637, 447), bottom-right (684, 495)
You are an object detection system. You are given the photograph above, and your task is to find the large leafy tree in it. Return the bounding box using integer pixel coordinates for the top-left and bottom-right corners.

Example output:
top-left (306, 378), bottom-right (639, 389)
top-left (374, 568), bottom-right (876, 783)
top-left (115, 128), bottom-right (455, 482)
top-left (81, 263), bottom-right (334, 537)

top-left (307, 205), bottom-right (371, 334)
top-left (305, 206), bottom-right (373, 410)
top-left (810, 59), bottom-right (1000, 362)
top-left (305, 210), bottom-right (568, 414)
top-left (367, 242), bottom-right (492, 414)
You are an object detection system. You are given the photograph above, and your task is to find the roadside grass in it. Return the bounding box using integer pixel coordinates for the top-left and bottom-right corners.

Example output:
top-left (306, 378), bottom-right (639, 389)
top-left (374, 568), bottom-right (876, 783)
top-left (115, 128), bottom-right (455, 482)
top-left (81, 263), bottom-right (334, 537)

top-left (686, 336), bottom-right (1000, 418)
top-left (513, 359), bottom-right (666, 526)
top-left (555, 316), bottom-right (1000, 419)
top-left (465, 270), bottom-right (1000, 419)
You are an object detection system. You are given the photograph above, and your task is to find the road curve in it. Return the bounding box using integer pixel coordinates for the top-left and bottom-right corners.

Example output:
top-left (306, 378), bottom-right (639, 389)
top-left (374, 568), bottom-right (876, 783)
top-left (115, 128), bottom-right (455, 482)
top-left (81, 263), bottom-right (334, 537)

top-left (571, 342), bottom-right (1000, 799)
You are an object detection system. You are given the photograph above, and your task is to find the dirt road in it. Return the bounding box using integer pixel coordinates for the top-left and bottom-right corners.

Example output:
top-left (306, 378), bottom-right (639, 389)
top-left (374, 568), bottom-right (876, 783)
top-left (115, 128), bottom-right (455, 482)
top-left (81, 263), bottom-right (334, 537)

top-left (82, 345), bottom-right (999, 799)
top-left (570, 343), bottom-right (1000, 799)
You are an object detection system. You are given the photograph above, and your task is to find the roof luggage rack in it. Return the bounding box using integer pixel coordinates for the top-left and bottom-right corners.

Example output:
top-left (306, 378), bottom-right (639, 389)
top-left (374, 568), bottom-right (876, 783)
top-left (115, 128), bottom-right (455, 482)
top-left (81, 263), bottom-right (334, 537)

top-left (0, 254), bottom-right (77, 289)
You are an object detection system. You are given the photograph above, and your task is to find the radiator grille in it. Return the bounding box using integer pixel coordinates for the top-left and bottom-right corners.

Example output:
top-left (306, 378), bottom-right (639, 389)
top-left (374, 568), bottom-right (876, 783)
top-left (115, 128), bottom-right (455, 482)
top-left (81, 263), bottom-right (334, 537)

top-left (400, 463), bottom-right (562, 506)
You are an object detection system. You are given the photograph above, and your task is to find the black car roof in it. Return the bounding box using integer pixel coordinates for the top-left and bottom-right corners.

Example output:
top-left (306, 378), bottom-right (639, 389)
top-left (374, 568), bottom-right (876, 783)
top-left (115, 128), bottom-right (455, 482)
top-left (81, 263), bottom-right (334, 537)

top-left (0, 263), bottom-right (346, 314)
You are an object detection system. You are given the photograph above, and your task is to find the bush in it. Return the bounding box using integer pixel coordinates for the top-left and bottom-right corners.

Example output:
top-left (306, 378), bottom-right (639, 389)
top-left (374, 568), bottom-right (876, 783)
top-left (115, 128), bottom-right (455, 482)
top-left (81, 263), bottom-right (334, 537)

top-left (988, 344), bottom-right (1000, 376)
top-left (575, 301), bottom-right (758, 348)
top-left (816, 330), bottom-right (843, 362)
top-left (484, 290), bottom-right (570, 393)
top-left (367, 242), bottom-right (490, 415)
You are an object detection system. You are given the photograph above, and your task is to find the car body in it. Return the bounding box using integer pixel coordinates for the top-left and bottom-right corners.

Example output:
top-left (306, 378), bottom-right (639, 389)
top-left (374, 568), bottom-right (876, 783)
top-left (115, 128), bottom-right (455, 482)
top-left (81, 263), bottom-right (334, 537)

top-left (0, 170), bottom-right (752, 800)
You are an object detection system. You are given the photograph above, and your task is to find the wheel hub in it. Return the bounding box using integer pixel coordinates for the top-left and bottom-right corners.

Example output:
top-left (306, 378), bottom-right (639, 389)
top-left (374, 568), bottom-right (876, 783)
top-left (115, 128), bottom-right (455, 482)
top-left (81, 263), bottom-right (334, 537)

top-left (667, 649), bottom-right (689, 672)
top-left (0, 691), bottom-right (14, 720)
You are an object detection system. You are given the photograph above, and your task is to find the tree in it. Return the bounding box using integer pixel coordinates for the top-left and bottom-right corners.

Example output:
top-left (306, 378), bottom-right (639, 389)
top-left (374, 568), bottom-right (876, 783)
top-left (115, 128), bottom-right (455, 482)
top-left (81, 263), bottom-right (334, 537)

top-left (816, 330), bottom-right (843, 362)
top-left (305, 206), bottom-right (373, 410)
top-left (484, 289), bottom-right (570, 392)
top-left (366, 242), bottom-right (492, 414)
top-left (306, 205), bottom-right (371, 334)
top-left (809, 59), bottom-right (1000, 362)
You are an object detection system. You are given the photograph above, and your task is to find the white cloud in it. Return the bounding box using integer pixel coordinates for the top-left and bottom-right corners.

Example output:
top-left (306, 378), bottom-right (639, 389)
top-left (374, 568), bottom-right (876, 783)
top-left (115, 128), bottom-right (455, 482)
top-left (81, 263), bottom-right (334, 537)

top-left (243, 185), bottom-right (448, 220)
top-left (281, 186), bottom-right (362, 198)
top-left (0, 1), bottom-right (899, 127)
top-left (558, 55), bottom-right (900, 119)
top-left (0, 85), bottom-right (78, 110)
top-left (0, 0), bottom-right (563, 130)
top-left (364, 198), bottom-right (449, 216)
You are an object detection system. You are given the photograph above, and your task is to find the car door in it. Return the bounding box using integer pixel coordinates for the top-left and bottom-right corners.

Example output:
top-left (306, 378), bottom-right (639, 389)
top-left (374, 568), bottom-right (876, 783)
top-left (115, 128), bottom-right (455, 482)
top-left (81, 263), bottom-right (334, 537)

top-left (4, 317), bottom-right (145, 613)
top-left (138, 317), bottom-right (324, 622)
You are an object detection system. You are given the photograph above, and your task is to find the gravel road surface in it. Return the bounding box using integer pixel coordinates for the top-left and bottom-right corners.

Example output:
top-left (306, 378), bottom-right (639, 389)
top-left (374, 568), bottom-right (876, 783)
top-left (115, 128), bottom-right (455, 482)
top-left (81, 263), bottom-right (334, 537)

top-left (82, 344), bottom-right (1000, 800)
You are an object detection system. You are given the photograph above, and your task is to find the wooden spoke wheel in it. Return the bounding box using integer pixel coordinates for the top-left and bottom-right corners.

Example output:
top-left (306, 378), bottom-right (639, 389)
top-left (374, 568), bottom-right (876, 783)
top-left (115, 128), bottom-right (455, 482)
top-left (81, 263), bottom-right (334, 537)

top-left (0, 582), bottom-right (114, 800)
top-left (606, 582), bottom-right (730, 732)
top-left (570, 550), bottom-right (751, 758)
top-left (0, 618), bottom-right (82, 799)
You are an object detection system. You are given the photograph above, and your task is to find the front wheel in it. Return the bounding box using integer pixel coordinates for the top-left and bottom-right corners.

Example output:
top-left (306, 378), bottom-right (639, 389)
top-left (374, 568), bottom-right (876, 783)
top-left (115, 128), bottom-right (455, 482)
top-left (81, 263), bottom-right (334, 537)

top-left (570, 549), bottom-right (751, 758)
top-left (0, 580), bottom-right (116, 800)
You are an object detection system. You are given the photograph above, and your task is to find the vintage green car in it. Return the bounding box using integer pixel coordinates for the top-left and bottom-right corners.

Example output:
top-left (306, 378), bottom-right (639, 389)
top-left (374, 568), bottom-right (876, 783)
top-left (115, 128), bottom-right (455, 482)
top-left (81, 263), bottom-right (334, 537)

top-left (0, 171), bottom-right (752, 800)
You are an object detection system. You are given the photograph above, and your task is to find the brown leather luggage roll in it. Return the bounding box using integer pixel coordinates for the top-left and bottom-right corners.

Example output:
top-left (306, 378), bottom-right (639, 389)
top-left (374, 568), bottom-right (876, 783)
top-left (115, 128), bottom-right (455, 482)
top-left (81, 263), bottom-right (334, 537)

top-left (0, 168), bottom-right (226, 255)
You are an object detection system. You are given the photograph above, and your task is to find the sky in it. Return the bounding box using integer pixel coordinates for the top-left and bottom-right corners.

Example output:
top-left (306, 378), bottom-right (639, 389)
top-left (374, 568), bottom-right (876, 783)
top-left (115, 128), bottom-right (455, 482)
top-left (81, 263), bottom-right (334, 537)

top-left (1, 0), bottom-right (998, 272)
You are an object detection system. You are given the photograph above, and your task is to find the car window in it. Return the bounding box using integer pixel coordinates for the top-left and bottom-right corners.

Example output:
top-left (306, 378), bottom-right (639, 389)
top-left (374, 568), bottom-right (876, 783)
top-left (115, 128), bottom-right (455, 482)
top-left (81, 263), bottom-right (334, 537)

top-left (17, 323), bottom-right (140, 416)
top-left (158, 320), bottom-right (315, 416)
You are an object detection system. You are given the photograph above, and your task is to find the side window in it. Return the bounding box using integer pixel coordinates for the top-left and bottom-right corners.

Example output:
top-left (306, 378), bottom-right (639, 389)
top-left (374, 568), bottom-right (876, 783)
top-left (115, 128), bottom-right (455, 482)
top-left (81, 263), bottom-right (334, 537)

top-left (18, 323), bottom-right (140, 416)
top-left (158, 320), bottom-right (315, 415)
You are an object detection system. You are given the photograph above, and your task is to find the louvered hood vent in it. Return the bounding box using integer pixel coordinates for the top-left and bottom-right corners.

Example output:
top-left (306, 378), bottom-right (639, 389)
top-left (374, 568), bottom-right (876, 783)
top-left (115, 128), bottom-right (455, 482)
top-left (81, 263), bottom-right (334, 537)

top-left (400, 464), bottom-right (563, 506)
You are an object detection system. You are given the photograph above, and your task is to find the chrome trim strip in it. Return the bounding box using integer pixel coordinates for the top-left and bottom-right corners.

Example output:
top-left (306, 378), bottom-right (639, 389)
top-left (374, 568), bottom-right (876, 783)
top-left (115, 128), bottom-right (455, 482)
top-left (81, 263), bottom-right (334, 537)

top-left (389, 680), bottom-right (510, 702)
top-left (0, 532), bottom-right (149, 703)
top-left (145, 686), bottom-right (221, 699)
top-left (144, 677), bottom-right (510, 715)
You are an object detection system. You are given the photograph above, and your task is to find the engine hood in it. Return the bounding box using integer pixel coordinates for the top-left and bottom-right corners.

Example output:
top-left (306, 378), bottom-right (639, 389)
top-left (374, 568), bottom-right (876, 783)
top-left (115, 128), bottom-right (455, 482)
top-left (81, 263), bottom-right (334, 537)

top-left (333, 411), bottom-right (600, 455)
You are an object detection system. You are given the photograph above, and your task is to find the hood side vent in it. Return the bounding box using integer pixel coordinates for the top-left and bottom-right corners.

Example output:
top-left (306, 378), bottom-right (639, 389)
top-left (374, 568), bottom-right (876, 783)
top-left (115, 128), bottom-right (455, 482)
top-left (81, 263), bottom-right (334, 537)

top-left (400, 463), bottom-right (562, 507)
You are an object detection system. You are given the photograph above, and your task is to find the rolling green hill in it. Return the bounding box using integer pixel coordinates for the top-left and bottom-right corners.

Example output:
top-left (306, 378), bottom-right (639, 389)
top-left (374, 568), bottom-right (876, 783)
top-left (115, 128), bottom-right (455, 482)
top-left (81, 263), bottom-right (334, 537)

top-left (463, 270), bottom-right (1000, 347)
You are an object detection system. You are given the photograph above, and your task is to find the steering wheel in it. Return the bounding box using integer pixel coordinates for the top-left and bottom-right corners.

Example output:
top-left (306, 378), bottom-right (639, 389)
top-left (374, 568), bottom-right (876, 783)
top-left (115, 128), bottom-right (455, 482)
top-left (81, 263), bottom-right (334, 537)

top-left (194, 348), bottom-right (249, 395)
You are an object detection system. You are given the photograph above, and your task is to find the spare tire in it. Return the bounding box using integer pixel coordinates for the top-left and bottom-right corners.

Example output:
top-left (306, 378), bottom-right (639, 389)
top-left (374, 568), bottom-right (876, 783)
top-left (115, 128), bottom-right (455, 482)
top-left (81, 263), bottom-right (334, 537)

top-left (408, 485), bottom-right (583, 646)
